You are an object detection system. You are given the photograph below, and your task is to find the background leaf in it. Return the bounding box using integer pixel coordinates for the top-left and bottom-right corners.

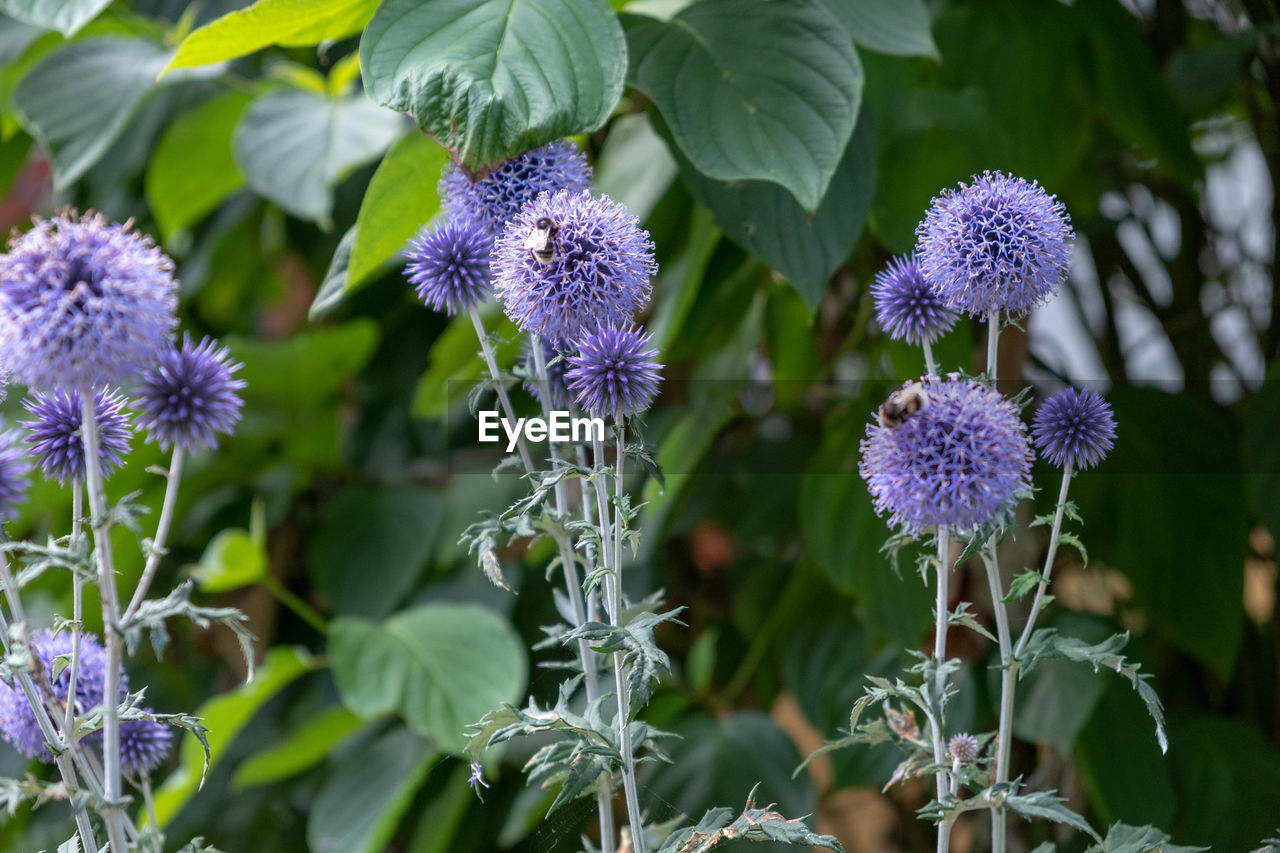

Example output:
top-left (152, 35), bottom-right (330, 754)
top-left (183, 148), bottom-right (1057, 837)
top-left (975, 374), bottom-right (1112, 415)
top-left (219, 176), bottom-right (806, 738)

top-left (0, 0), bottom-right (110, 35)
top-left (819, 0), bottom-right (938, 59)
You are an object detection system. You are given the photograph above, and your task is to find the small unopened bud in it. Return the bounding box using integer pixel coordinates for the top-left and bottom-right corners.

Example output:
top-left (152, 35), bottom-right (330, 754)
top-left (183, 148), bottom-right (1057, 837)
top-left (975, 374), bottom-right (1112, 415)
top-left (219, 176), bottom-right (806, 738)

top-left (949, 732), bottom-right (980, 764)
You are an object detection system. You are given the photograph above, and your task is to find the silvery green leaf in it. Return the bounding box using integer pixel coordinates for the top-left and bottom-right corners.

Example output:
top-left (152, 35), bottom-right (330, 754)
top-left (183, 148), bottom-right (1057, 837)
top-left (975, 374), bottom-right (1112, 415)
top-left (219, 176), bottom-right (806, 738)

top-left (124, 580), bottom-right (255, 682)
top-left (1005, 790), bottom-right (1100, 841)
top-left (1004, 570), bottom-right (1046, 602)
top-left (948, 601), bottom-right (997, 643)
top-left (564, 608), bottom-right (685, 714)
top-left (655, 785), bottom-right (843, 852)
top-left (1085, 823), bottom-right (1209, 853)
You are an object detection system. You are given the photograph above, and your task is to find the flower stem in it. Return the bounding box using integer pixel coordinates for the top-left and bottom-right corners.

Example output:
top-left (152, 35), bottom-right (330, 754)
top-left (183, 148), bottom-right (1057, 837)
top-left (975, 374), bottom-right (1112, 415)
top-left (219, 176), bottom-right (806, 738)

top-left (468, 306), bottom-right (535, 474)
top-left (1014, 464), bottom-right (1075, 658)
top-left (261, 573), bottom-right (329, 635)
top-left (986, 312), bottom-right (1000, 383)
top-left (122, 446), bottom-right (186, 625)
top-left (933, 526), bottom-right (953, 853)
top-left (65, 479), bottom-right (85, 737)
top-left (80, 392), bottom-right (129, 853)
top-left (923, 338), bottom-right (938, 378)
top-left (982, 541), bottom-right (1015, 853)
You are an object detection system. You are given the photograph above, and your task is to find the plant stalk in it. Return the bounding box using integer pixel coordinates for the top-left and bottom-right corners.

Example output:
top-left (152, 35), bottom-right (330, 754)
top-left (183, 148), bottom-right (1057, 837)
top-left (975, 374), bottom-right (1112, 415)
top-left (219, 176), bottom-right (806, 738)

top-left (122, 447), bottom-right (186, 625)
top-left (982, 541), bottom-right (1015, 853)
top-left (987, 311), bottom-right (1000, 383)
top-left (468, 307), bottom-right (535, 474)
top-left (923, 338), bottom-right (938, 378)
top-left (1014, 464), bottom-right (1075, 658)
top-left (933, 526), bottom-right (952, 853)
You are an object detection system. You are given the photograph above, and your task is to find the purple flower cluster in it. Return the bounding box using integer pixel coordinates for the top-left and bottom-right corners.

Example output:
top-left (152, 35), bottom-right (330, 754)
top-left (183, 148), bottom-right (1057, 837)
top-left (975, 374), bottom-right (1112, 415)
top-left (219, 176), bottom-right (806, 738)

top-left (916, 172), bottom-right (1073, 319)
top-left (521, 338), bottom-right (574, 411)
top-left (136, 335), bottom-right (245, 451)
top-left (860, 376), bottom-right (1032, 534)
top-left (0, 212), bottom-right (178, 391)
top-left (566, 324), bottom-right (662, 420)
top-left (405, 217), bottom-right (493, 316)
top-left (492, 190), bottom-right (656, 346)
top-left (0, 422), bottom-right (30, 522)
top-left (22, 388), bottom-right (132, 485)
top-left (440, 141), bottom-right (592, 237)
top-left (1031, 387), bottom-right (1116, 471)
top-left (871, 254), bottom-right (958, 345)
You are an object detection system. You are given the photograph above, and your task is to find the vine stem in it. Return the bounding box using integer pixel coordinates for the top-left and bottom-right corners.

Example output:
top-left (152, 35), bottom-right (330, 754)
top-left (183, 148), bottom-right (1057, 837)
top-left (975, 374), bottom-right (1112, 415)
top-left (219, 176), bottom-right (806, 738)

top-left (122, 446), bottom-right (185, 624)
top-left (0, 562), bottom-right (100, 853)
top-left (80, 392), bottom-right (129, 853)
top-left (933, 526), bottom-right (953, 853)
top-left (1014, 464), bottom-right (1075, 658)
top-left (592, 428), bottom-right (646, 853)
top-left (983, 541), bottom-right (1015, 853)
top-left (529, 337), bottom-right (615, 853)
top-left (468, 306), bottom-right (535, 474)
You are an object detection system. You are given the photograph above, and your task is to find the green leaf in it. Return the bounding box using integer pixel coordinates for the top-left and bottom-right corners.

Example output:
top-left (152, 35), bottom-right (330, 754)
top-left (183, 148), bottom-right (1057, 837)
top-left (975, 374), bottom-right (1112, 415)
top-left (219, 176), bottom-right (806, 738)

top-left (0, 0), bottom-right (110, 35)
top-left (307, 726), bottom-right (438, 853)
top-left (1003, 569), bottom-right (1044, 602)
top-left (229, 319), bottom-right (380, 412)
top-left (232, 88), bottom-right (405, 226)
top-left (163, 0), bottom-right (379, 74)
top-left (347, 130), bottom-right (450, 292)
top-left (1243, 359), bottom-right (1280, 547)
top-left (152, 647), bottom-right (317, 826)
top-left (624, 0), bottom-right (862, 212)
top-left (818, 0), bottom-right (938, 58)
top-left (330, 603), bottom-right (528, 753)
top-left (594, 111), bottom-right (679, 225)
top-left (233, 706), bottom-right (366, 788)
top-left (1005, 789), bottom-right (1101, 842)
top-left (14, 37), bottom-right (173, 188)
top-left (1076, 683), bottom-right (1176, 831)
top-left (409, 309), bottom-right (520, 419)
top-left (1086, 823), bottom-right (1207, 853)
top-left (190, 528), bottom-right (267, 594)
top-left (308, 486), bottom-right (443, 618)
top-left (360, 0), bottom-right (626, 167)
top-left (563, 608), bottom-right (684, 713)
top-left (146, 92), bottom-right (250, 240)
top-left (657, 787), bottom-right (844, 852)
top-left (658, 106), bottom-right (874, 310)
top-left (310, 225), bottom-right (358, 320)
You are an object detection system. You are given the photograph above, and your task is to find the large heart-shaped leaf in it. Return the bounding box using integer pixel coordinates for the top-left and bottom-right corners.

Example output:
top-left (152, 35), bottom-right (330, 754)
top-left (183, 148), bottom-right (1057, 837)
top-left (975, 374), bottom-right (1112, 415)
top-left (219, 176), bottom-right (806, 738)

top-left (661, 106), bottom-right (875, 310)
top-left (624, 0), bottom-right (862, 212)
top-left (233, 88), bottom-right (406, 226)
top-left (360, 0), bottom-right (626, 167)
top-left (330, 603), bottom-right (527, 753)
top-left (0, 0), bottom-right (110, 35)
top-left (819, 0), bottom-right (938, 58)
top-left (163, 0), bottom-right (379, 74)
top-left (14, 38), bottom-right (172, 188)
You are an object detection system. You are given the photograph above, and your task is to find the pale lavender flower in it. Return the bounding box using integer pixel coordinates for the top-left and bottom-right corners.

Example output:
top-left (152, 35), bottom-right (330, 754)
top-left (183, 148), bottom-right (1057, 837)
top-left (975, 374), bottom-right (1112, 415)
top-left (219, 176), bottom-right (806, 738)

top-left (871, 254), bottom-right (958, 345)
top-left (0, 211), bottom-right (178, 390)
top-left (1031, 387), bottom-right (1116, 471)
top-left (916, 172), bottom-right (1073, 318)
top-left (136, 335), bottom-right (245, 451)
top-left (405, 217), bottom-right (492, 315)
top-left (0, 422), bottom-right (29, 522)
top-left (949, 732), bottom-right (980, 764)
top-left (566, 324), bottom-right (662, 420)
top-left (440, 141), bottom-right (592, 237)
top-left (860, 375), bottom-right (1032, 534)
top-left (22, 388), bottom-right (132, 484)
top-left (492, 190), bottom-right (655, 346)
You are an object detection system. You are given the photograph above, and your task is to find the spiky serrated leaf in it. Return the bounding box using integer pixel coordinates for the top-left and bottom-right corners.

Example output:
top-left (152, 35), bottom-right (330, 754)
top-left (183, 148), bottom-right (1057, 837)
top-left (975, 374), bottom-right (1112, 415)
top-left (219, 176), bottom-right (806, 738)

top-left (1004, 570), bottom-right (1046, 602)
top-left (1006, 790), bottom-right (1100, 841)
top-left (1085, 822), bottom-right (1208, 853)
top-left (948, 600), bottom-right (997, 643)
top-left (655, 787), bottom-right (843, 853)
top-left (124, 580), bottom-right (255, 682)
top-left (1058, 531), bottom-right (1089, 565)
top-left (564, 608), bottom-right (685, 714)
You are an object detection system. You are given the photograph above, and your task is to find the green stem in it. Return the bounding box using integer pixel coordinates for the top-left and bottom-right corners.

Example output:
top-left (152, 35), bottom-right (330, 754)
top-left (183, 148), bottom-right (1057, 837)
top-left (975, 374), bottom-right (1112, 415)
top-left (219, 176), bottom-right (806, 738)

top-left (987, 312), bottom-right (1000, 383)
top-left (923, 338), bottom-right (938, 378)
top-left (932, 525), bottom-right (952, 849)
top-left (261, 574), bottom-right (328, 635)
top-left (468, 306), bottom-right (535, 474)
top-left (122, 446), bottom-right (186, 624)
top-left (982, 541), bottom-right (1015, 853)
top-left (1014, 464), bottom-right (1075, 658)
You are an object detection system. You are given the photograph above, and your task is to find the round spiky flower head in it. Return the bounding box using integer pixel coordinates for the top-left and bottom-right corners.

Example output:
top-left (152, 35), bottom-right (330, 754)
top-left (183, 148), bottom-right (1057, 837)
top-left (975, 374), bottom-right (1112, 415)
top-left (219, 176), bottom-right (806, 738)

top-left (521, 338), bottom-right (574, 411)
top-left (949, 732), bottom-right (980, 765)
top-left (860, 375), bottom-right (1032, 535)
top-left (440, 141), bottom-right (592, 236)
top-left (137, 334), bottom-right (245, 451)
top-left (1031, 387), bottom-right (1116, 471)
top-left (493, 189), bottom-right (656, 346)
top-left (916, 172), bottom-right (1073, 319)
top-left (0, 211), bottom-right (178, 391)
top-left (405, 217), bottom-right (492, 316)
top-left (871, 254), bottom-right (958, 345)
top-left (0, 631), bottom-right (125, 761)
top-left (22, 388), bottom-right (132, 484)
top-left (112, 713), bottom-right (174, 775)
top-left (0, 422), bottom-right (30, 522)
top-left (566, 323), bottom-right (662, 420)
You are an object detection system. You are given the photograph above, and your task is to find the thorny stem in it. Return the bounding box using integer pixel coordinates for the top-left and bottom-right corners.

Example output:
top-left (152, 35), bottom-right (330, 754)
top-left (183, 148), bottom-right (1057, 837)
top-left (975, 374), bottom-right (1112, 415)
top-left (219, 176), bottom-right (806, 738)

top-left (932, 526), bottom-right (953, 853)
top-left (122, 446), bottom-right (186, 624)
top-left (593, 430), bottom-right (647, 853)
top-left (982, 541), bottom-right (1015, 853)
top-left (0, 565), bottom-right (100, 853)
top-left (468, 306), bottom-right (535, 474)
top-left (81, 392), bottom-right (129, 853)
top-left (530, 337), bottom-right (615, 853)
top-left (1014, 464), bottom-right (1075, 658)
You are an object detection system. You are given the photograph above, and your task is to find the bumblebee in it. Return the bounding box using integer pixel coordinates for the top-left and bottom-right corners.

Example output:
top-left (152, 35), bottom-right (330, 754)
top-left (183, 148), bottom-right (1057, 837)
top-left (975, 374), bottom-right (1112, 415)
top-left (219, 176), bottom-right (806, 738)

top-left (878, 382), bottom-right (929, 428)
top-left (524, 217), bottom-right (558, 264)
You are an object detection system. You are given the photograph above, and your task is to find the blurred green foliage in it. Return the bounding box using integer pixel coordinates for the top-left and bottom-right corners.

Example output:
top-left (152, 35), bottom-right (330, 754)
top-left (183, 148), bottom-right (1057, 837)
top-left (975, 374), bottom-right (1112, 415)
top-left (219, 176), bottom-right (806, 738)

top-left (0, 0), bottom-right (1278, 850)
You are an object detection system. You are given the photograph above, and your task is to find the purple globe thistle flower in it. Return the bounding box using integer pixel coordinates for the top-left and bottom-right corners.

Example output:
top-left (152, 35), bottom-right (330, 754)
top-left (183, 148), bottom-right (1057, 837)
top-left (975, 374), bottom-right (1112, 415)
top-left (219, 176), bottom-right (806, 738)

top-left (949, 732), bottom-right (980, 764)
top-left (1031, 387), bottom-right (1116, 471)
top-left (440, 141), bottom-right (592, 237)
top-left (566, 324), bottom-right (662, 420)
top-left (136, 335), bottom-right (246, 451)
top-left (520, 338), bottom-right (574, 411)
top-left (0, 423), bottom-right (30, 522)
top-left (22, 388), bottom-right (132, 485)
top-left (405, 217), bottom-right (493, 316)
top-left (0, 211), bottom-right (178, 391)
top-left (871, 254), bottom-right (958, 345)
top-left (113, 714), bottom-right (173, 775)
top-left (916, 172), bottom-right (1073, 319)
top-left (0, 631), bottom-right (125, 761)
top-left (492, 189), bottom-right (656, 346)
top-left (859, 375), bottom-right (1032, 535)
